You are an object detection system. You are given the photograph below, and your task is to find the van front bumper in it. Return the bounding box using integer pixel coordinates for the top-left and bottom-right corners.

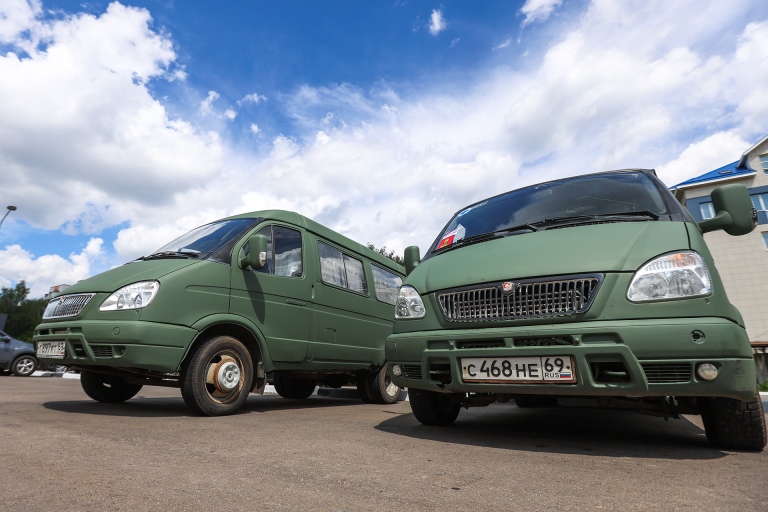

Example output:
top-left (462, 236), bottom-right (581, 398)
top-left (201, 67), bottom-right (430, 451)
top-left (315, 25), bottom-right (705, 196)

top-left (33, 320), bottom-right (197, 373)
top-left (386, 317), bottom-right (757, 402)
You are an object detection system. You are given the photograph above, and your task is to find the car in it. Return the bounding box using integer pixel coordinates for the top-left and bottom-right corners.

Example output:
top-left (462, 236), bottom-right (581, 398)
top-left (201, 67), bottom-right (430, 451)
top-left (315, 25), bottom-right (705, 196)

top-left (34, 210), bottom-right (405, 415)
top-left (0, 330), bottom-right (67, 376)
top-left (387, 169), bottom-right (767, 451)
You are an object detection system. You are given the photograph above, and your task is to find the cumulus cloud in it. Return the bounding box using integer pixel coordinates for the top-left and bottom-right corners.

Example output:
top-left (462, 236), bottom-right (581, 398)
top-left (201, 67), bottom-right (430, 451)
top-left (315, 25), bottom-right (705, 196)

top-left (2, 0), bottom-right (768, 292)
top-left (0, 238), bottom-right (104, 297)
top-left (521, 0), bottom-right (563, 26)
top-left (428, 9), bottom-right (446, 36)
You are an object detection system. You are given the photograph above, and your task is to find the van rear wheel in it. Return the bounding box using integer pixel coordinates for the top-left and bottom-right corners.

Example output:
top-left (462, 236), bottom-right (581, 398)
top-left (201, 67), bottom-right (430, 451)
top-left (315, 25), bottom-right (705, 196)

top-left (81, 370), bottom-right (142, 403)
top-left (181, 336), bottom-right (253, 416)
top-left (273, 371), bottom-right (316, 399)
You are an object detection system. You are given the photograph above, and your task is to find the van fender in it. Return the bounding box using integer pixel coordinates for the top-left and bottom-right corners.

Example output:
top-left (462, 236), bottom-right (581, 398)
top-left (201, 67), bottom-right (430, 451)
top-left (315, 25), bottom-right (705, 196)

top-left (183, 313), bottom-right (274, 374)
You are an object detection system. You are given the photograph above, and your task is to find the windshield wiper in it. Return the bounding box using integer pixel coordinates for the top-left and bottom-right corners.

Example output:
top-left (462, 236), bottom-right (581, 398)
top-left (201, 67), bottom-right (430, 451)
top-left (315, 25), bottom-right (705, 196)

top-left (436, 224), bottom-right (538, 254)
top-left (537, 210), bottom-right (659, 227)
top-left (138, 250), bottom-right (199, 261)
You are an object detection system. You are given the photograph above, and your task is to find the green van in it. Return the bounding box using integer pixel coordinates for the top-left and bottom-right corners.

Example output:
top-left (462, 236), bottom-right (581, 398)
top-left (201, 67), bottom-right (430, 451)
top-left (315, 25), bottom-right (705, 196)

top-left (387, 169), bottom-right (767, 451)
top-left (34, 210), bottom-right (405, 416)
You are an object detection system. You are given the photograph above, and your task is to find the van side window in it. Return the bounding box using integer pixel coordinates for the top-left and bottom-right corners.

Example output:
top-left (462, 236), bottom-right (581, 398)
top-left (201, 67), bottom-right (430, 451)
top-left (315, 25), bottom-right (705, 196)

top-left (371, 265), bottom-right (403, 305)
top-left (318, 242), bottom-right (368, 294)
top-left (274, 226), bottom-right (303, 277)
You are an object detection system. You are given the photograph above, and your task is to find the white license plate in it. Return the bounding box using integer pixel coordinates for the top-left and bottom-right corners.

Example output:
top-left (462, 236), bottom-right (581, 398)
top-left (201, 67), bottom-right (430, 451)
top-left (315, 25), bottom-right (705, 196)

top-left (37, 341), bottom-right (66, 359)
top-left (461, 356), bottom-right (576, 383)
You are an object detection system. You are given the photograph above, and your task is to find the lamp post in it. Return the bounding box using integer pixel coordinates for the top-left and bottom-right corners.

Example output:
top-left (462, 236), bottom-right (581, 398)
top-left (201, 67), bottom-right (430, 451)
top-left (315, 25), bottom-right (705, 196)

top-left (0, 206), bottom-right (17, 230)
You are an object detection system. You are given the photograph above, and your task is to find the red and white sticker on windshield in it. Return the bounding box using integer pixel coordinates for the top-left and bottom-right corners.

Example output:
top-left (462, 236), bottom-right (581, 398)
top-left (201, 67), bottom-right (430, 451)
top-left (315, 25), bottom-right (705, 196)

top-left (436, 224), bottom-right (466, 250)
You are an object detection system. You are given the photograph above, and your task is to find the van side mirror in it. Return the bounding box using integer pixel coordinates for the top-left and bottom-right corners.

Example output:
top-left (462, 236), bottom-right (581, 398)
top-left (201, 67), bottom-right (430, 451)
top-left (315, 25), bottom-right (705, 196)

top-left (698, 184), bottom-right (758, 236)
top-left (1, 335), bottom-right (10, 343)
top-left (239, 234), bottom-right (269, 270)
top-left (404, 246), bottom-right (421, 276)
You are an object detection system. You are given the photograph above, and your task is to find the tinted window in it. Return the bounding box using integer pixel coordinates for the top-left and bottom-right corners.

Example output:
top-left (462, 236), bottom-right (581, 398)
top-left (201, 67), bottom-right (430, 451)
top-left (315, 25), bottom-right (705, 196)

top-left (319, 243), bottom-right (346, 287)
top-left (150, 218), bottom-right (257, 260)
top-left (318, 242), bottom-right (368, 294)
top-left (274, 226), bottom-right (303, 277)
top-left (371, 266), bottom-right (402, 305)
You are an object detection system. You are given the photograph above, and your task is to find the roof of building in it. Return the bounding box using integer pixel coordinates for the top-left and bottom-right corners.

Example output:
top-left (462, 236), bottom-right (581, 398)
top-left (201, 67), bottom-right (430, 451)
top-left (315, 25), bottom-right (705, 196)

top-left (738, 133), bottom-right (768, 167)
top-left (671, 160), bottom-right (755, 191)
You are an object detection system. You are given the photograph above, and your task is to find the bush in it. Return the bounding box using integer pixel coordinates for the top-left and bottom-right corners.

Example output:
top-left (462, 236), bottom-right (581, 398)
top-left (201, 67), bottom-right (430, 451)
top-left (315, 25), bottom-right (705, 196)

top-left (759, 381), bottom-right (768, 392)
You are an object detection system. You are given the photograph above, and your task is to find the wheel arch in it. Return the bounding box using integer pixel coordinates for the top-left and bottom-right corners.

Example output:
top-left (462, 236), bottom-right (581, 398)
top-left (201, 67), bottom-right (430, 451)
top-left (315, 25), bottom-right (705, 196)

top-left (184, 314), bottom-right (272, 390)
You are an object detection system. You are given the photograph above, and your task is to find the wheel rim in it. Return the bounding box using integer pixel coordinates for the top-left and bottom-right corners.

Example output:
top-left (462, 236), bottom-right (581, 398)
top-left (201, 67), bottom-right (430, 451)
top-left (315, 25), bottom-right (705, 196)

top-left (15, 357), bottom-right (35, 375)
top-left (384, 373), bottom-right (399, 398)
top-left (204, 352), bottom-right (244, 404)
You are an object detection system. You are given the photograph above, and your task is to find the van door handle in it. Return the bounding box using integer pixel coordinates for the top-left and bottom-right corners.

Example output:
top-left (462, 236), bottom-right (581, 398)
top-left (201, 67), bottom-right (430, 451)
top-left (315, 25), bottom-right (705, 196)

top-left (286, 299), bottom-right (308, 307)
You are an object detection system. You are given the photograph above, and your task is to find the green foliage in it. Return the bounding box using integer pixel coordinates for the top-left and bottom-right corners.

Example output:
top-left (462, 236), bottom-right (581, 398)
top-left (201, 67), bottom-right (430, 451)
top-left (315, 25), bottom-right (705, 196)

top-left (0, 281), bottom-right (47, 342)
top-left (366, 243), bottom-right (404, 266)
top-left (759, 380), bottom-right (768, 392)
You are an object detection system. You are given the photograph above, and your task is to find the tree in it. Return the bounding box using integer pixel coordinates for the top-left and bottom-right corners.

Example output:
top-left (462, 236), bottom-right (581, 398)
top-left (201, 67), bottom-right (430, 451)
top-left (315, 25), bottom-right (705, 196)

top-left (0, 281), bottom-right (47, 342)
top-left (366, 243), bottom-right (404, 266)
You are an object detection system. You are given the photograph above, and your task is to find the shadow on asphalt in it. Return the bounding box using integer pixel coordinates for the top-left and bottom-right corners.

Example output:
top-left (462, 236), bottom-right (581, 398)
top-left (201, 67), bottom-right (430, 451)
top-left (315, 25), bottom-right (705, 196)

top-left (42, 393), bottom-right (365, 418)
top-left (375, 401), bottom-right (729, 460)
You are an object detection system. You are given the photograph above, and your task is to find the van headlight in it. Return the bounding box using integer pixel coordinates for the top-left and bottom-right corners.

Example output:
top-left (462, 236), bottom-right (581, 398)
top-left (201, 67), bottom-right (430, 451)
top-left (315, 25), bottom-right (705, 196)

top-left (395, 285), bottom-right (426, 319)
top-left (100, 281), bottom-right (160, 311)
top-left (627, 252), bottom-right (712, 302)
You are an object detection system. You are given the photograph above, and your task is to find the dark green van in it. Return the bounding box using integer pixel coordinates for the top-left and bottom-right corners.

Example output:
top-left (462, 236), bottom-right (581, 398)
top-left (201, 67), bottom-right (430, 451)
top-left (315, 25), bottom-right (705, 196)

top-left (34, 210), bottom-right (405, 415)
top-left (387, 169), bottom-right (767, 451)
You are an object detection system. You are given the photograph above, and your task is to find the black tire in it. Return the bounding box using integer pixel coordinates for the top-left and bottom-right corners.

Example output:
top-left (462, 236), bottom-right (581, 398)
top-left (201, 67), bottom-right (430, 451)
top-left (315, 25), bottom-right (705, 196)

top-left (80, 370), bottom-right (143, 403)
top-left (366, 365), bottom-right (401, 404)
top-left (273, 371), bottom-right (316, 399)
top-left (357, 374), bottom-right (374, 403)
top-left (408, 388), bottom-right (461, 426)
top-left (11, 355), bottom-right (38, 377)
top-left (514, 395), bottom-right (558, 408)
top-left (181, 336), bottom-right (254, 416)
top-left (700, 392), bottom-right (767, 451)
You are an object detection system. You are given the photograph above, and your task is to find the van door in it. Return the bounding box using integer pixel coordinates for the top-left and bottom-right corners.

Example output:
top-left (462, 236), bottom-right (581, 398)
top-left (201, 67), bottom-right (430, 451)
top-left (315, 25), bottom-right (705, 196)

top-left (310, 240), bottom-right (392, 366)
top-left (230, 224), bottom-right (312, 362)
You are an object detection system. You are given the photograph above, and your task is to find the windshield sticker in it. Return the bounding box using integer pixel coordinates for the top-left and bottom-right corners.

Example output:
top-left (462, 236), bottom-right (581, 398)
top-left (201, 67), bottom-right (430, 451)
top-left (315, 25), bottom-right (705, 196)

top-left (436, 224), bottom-right (466, 250)
top-left (457, 202), bottom-right (487, 217)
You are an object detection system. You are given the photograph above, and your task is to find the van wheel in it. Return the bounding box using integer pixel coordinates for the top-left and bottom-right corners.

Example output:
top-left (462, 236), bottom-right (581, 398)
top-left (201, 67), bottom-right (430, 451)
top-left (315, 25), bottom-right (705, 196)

top-left (81, 370), bottom-right (143, 403)
top-left (181, 336), bottom-right (253, 416)
top-left (409, 388), bottom-right (461, 426)
top-left (365, 365), bottom-right (401, 404)
top-left (699, 392), bottom-right (767, 451)
top-left (11, 355), bottom-right (38, 376)
top-left (273, 371), bottom-right (316, 399)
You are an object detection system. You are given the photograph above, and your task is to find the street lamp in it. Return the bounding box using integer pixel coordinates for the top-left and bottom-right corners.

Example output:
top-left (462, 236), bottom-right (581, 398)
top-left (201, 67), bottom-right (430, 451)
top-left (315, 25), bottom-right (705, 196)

top-left (0, 206), bottom-right (17, 230)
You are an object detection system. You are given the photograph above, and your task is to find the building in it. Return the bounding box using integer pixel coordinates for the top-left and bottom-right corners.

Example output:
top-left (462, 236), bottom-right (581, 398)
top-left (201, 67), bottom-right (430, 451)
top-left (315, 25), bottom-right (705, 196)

top-left (672, 134), bottom-right (768, 383)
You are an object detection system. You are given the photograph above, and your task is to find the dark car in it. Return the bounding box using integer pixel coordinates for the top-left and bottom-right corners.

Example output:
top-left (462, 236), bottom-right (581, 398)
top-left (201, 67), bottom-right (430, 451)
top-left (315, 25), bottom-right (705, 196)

top-left (1, 330), bottom-right (65, 376)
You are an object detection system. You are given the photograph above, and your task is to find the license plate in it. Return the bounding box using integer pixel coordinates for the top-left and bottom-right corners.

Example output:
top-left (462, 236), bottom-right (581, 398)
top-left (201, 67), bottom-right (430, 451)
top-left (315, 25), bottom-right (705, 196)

top-left (461, 356), bottom-right (576, 383)
top-left (37, 341), bottom-right (66, 359)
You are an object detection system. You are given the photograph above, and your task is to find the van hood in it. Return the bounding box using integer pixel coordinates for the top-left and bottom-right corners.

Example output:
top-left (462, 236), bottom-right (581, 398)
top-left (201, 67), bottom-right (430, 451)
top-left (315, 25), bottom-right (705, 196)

top-left (62, 259), bottom-right (201, 294)
top-left (409, 221), bottom-right (690, 294)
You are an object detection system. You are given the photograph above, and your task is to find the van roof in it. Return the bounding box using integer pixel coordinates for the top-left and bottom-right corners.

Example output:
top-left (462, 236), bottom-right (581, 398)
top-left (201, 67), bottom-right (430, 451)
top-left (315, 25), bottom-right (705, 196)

top-left (223, 209), bottom-right (405, 275)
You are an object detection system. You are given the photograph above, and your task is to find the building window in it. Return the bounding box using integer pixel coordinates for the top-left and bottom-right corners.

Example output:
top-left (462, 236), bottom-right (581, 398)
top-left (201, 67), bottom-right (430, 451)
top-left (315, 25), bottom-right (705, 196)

top-left (700, 202), bottom-right (715, 220)
top-left (752, 193), bottom-right (768, 213)
top-left (760, 154), bottom-right (768, 172)
top-left (763, 233), bottom-right (768, 250)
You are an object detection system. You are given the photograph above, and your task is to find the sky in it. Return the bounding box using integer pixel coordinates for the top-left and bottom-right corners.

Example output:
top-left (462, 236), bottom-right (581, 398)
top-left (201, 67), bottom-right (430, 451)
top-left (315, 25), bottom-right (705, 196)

top-left (1, 0), bottom-right (768, 298)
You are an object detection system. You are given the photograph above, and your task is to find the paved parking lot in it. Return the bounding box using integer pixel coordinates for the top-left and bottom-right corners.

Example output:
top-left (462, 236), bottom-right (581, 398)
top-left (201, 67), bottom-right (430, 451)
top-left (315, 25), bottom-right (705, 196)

top-left (1, 376), bottom-right (766, 511)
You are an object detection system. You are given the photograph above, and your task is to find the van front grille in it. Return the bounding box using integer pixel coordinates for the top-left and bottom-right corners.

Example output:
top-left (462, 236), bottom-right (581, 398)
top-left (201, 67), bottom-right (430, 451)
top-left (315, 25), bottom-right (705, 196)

top-left (641, 363), bottom-right (691, 383)
top-left (401, 365), bottom-right (422, 380)
top-left (437, 274), bottom-right (602, 323)
top-left (91, 346), bottom-right (114, 358)
top-left (43, 294), bottom-right (95, 319)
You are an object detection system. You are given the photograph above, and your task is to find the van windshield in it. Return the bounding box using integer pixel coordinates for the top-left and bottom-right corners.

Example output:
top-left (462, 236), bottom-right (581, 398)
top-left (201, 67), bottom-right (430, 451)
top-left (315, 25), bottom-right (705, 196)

top-left (432, 172), bottom-right (668, 254)
top-left (141, 218), bottom-right (257, 261)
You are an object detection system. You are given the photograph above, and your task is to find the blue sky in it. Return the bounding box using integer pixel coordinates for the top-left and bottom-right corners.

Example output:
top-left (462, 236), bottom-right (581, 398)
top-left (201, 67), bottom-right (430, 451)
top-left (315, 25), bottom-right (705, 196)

top-left (2, 0), bottom-right (768, 297)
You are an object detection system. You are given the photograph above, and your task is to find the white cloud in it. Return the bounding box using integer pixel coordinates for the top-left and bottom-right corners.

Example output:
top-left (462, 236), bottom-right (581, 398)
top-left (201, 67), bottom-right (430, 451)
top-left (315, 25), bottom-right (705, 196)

top-left (494, 38), bottom-right (512, 50)
top-left (238, 92), bottom-right (267, 105)
top-left (2, 0), bottom-right (768, 290)
top-left (0, 238), bottom-right (104, 298)
top-left (428, 9), bottom-right (446, 36)
top-left (224, 108), bottom-right (237, 120)
top-left (199, 90), bottom-right (220, 115)
top-left (521, 0), bottom-right (563, 26)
